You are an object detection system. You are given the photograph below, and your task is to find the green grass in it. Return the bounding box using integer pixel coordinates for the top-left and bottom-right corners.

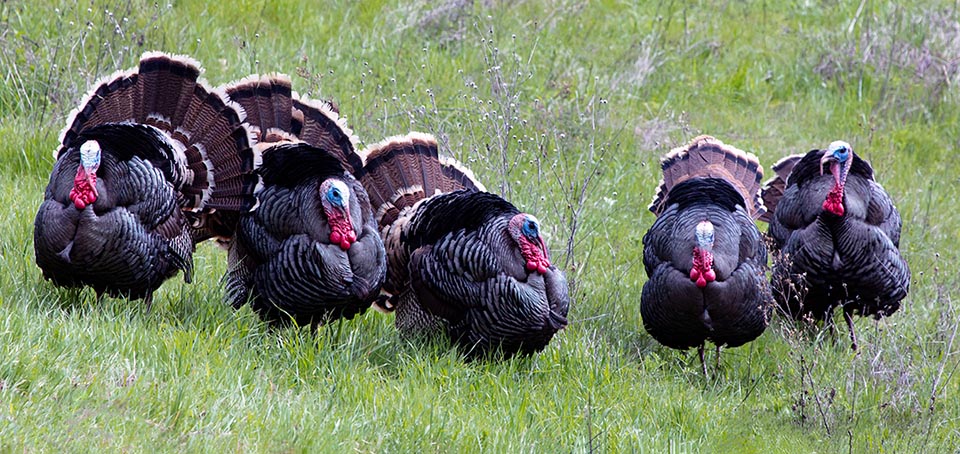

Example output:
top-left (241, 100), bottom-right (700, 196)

top-left (2, 0), bottom-right (959, 451)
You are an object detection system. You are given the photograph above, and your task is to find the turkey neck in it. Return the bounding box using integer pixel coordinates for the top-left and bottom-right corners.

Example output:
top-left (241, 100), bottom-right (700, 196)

top-left (822, 164), bottom-right (846, 217)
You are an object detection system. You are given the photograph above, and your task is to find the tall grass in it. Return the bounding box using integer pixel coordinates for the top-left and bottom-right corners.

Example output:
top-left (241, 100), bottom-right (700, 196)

top-left (1, 0), bottom-right (958, 451)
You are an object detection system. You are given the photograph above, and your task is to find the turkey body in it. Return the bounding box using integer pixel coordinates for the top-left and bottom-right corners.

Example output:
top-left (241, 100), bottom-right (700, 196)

top-left (221, 75), bottom-right (386, 326)
top-left (356, 133), bottom-right (570, 358)
top-left (765, 147), bottom-right (910, 325)
top-left (641, 178), bottom-right (771, 350)
top-left (32, 52), bottom-right (258, 307)
top-left (226, 147), bottom-right (386, 326)
top-left (390, 190), bottom-right (570, 357)
top-left (34, 127), bottom-right (192, 300)
top-left (640, 136), bottom-right (772, 371)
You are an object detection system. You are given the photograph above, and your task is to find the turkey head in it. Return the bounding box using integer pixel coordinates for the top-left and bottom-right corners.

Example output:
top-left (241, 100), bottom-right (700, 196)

top-left (320, 178), bottom-right (357, 250)
top-left (508, 214), bottom-right (550, 275)
top-left (820, 140), bottom-right (852, 216)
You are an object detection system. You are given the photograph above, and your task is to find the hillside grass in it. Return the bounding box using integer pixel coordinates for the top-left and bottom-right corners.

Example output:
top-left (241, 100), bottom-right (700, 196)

top-left (1, 0), bottom-right (959, 451)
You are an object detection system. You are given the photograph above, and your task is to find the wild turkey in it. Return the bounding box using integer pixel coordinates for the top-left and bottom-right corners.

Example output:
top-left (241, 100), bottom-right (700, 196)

top-left (641, 135), bottom-right (772, 374)
top-left (760, 141), bottom-right (910, 350)
top-left (219, 74), bottom-right (386, 326)
top-left (33, 52), bottom-right (258, 309)
top-left (353, 132), bottom-right (569, 358)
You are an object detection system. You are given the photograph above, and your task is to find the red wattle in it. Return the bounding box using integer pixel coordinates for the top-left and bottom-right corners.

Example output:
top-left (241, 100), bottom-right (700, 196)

top-left (704, 269), bottom-right (716, 282)
top-left (326, 209), bottom-right (356, 251)
top-left (691, 247), bottom-right (716, 288)
top-left (519, 237), bottom-right (551, 275)
top-left (69, 167), bottom-right (97, 210)
top-left (822, 184), bottom-right (845, 216)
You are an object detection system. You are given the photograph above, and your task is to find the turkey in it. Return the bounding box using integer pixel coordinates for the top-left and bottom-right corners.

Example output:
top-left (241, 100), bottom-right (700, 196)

top-left (641, 135), bottom-right (772, 375)
top-left (220, 74), bottom-right (386, 326)
top-left (354, 132), bottom-right (569, 358)
top-left (760, 141), bottom-right (910, 350)
top-left (34, 52), bottom-right (258, 309)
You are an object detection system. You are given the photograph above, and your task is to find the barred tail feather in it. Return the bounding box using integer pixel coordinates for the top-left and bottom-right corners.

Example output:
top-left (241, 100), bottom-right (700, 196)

top-left (222, 74), bottom-right (294, 142)
top-left (649, 135), bottom-right (765, 219)
top-left (292, 93), bottom-right (363, 172)
top-left (357, 132), bottom-right (483, 207)
top-left (355, 132), bottom-right (486, 230)
top-left (136, 51), bottom-right (202, 127)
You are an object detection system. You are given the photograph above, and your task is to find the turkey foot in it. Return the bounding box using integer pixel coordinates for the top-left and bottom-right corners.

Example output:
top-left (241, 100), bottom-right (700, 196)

top-left (844, 309), bottom-right (858, 351)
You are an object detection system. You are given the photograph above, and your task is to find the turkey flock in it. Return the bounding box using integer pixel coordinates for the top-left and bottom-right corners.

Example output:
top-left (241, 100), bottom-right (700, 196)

top-left (32, 52), bottom-right (910, 366)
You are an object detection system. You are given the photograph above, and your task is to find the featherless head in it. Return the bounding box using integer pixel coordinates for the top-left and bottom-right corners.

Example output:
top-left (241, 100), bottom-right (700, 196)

top-left (820, 140), bottom-right (853, 216)
top-left (827, 140), bottom-right (852, 160)
top-left (319, 179), bottom-right (356, 250)
top-left (79, 140), bottom-right (101, 171)
top-left (324, 179), bottom-right (348, 208)
top-left (521, 215), bottom-right (541, 240)
top-left (509, 213), bottom-right (551, 275)
top-left (695, 220), bottom-right (715, 249)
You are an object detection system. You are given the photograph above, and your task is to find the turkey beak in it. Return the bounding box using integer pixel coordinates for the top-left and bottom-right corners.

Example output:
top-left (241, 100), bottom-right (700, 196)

top-left (86, 168), bottom-right (99, 197)
top-left (819, 152), bottom-right (834, 176)
top-left (820, 153), bottom-right (844, 186)
top-left (537, 236), bottom-right (550, 264)
top-left (341, 208), bottom-right (357, 250)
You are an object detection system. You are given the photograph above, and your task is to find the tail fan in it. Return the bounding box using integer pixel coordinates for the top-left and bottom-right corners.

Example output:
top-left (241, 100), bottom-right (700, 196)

top-left (57, 51), bottom-right (258, 214)
top-left (648, 135), bottom-right (765, 219)
top-left (758, 154), bottom-right (803, 223)
top-left (220, 74), bottom-right (362, 171)
top-left (354, 132), bottom-right (485, 228)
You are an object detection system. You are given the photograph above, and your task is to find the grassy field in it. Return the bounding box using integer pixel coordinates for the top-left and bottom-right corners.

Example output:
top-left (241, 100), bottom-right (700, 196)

top-left (1, 0), bottom-right (959, 451)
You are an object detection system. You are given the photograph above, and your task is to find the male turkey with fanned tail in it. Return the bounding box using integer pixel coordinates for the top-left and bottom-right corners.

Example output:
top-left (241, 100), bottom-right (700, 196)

top-left (760, 141), bottom-right (910, 350)
top-left (354, 133), bottom-right (569, 359)
top-left (34, 52), bottom-right (258, 309)
top-left (642, 135), bottom-right (773, 375)
top-left (219, 74), bottom-right (386, 326)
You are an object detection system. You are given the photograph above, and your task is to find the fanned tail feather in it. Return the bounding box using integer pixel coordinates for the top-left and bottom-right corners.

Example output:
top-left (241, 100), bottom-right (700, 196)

top-left (222, 74), bottom-right (294, 142)
top-left (758, 154), bottom-right (803, 223)
top-left (292, 94), bottom-right (363, 172)
top-left (220, 75), bottom-right (361, 172)
top-left (57, 51), bottom-right (258, 216)
top-left (355, 132), bottom-right (485, 229)
top-left (649, 135), bottom-right (765, 218)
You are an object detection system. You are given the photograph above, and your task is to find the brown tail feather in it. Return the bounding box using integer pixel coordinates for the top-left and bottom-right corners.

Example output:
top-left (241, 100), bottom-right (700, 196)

top-left (291, 93), bottom-right (363, 172)
top-left (355, 132), bottom-right (485, 229)
top-left (649, 135), bottom-right (765, 219)
top-left (222, 74), bottom-right (294, 142)
top-left (758, 154), bottom-right (803, 223)
top-left (136, 52), bottom-right (202, 127)
top-left (220, 76), bottom-right (360, 172)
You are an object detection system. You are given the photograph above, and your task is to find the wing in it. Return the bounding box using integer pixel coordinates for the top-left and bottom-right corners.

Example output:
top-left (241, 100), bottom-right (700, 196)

top-left (865, 180), bottom-right (903, 247)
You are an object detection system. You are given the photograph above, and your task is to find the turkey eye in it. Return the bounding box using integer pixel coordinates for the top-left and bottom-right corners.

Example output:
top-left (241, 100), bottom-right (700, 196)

top-left (326, 187), bottom-right (344, 205)
top-left (522, 220), bottom-right (540, 240)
